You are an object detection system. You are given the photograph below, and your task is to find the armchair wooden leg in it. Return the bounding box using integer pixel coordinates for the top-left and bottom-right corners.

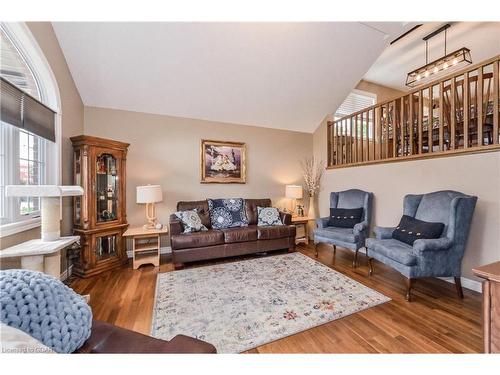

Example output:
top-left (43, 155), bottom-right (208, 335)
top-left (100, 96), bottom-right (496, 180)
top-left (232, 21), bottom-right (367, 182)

top-left (352, 249), bottom-right (358, 268)
top-left (174, 263), bottom-right (184, 270)
top-left (314, 243), bottom-right (319, 257)
top-left (454, 277), bottom-right (464, 299)
top-left (333, 245), bottom-right (336, 261)
top-left (405, 278), bottom-right (414, 302)
top-left (368, 257), bottom-right (374, 276)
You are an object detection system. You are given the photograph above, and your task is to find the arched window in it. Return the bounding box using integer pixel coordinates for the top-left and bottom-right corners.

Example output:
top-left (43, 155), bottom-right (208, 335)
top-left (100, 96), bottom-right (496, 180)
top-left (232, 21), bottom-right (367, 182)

top-left (0, 22), bottom-right (61, 236)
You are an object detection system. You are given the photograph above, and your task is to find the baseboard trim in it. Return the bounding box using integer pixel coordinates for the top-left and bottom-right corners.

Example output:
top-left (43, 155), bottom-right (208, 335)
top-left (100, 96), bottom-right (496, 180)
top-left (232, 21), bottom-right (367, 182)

top-left (439, 276), bottom-right (482, 293)
top-left (126, 246), bottom-right (172, 258)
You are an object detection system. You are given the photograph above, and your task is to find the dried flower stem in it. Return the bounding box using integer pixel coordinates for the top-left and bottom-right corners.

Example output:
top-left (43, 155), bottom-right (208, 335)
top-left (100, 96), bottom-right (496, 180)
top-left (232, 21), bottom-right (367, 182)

top-left (300, 157), bottom-right (324, 197)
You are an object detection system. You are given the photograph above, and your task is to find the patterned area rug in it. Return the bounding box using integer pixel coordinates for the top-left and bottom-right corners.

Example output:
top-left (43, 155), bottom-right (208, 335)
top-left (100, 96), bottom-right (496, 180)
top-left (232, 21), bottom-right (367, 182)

top-left (151, 252), bottom-right (389, 353)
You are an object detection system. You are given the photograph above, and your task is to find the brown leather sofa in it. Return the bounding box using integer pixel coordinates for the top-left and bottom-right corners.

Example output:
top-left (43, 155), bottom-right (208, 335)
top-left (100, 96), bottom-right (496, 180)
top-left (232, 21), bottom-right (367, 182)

top-left (169, 199), bottom-right (296, 268)
top-left (76, 320), bottom-right (217, 353)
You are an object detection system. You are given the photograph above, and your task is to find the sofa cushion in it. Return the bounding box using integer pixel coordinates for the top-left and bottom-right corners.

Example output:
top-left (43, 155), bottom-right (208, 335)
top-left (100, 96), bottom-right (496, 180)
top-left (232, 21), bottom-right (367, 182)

top-left (314, 226), bottom-right (358, 243)
top-left (392, 215), bottom-right (444, 246)
top-left (258, 225), bottom-right (295, 240)
top-left (366, 238), bottom-right (417, 266)
top-left (171, 230), bottom-right (224, 250)
top-left (208, 198), bottom-right (249, 229)
top-left (221, 226), bottom-right (258, 243)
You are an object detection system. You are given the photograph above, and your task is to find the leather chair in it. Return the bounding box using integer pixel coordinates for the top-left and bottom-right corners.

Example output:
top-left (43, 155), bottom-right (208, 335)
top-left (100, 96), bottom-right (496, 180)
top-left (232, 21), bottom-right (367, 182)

top-left (170, 199), bottom-right (295, 268)
top-left (76, 320), bottom-right (216, 353)
top-left (366, 190), bottom-right (477, 301)
top-left (314, 189), bottom-right (373, 267)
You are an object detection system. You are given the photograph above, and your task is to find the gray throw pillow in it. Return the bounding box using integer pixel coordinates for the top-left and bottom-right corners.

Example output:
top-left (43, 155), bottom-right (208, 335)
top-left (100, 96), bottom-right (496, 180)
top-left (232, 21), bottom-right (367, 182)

top-left (257, 206), bottom-right (283, 226)
top-left (174, 209), bottom-right (208, 233)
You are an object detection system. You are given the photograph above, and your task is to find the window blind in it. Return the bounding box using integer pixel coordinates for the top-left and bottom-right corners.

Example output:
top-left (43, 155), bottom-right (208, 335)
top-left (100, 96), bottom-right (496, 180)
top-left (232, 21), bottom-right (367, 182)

top-left (0, 77), bottom-right (55, 142)
top-left (335, 91), bottom-right (376, 118)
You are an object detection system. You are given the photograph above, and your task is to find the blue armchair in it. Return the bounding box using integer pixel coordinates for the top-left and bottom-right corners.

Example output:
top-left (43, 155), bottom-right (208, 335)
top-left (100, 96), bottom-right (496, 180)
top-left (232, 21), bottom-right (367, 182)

top-left (366, 190), bottom-right (477, 301)
top-left (314, 189), bottom-right (373, 267)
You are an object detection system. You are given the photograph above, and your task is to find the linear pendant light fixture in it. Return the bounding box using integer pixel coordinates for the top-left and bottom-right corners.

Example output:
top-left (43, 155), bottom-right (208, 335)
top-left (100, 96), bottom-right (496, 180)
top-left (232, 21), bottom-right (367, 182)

top-left (406, 24), bottom-right (472, 88)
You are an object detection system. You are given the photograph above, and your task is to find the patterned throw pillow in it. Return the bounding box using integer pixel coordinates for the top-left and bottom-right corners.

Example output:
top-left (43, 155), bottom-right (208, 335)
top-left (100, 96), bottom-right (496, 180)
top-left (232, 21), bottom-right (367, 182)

top-left (257, 206), bottom-right (283, 226)
top-left (174, 209), bottom-right (208, 233)
top-left (207, 198), bottom-right (249, 229)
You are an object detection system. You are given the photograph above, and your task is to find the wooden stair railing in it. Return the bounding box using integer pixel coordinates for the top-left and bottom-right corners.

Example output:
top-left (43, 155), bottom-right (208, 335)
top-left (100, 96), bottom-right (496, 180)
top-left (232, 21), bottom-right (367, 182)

top-left (328, 55), bottom-right (500, 169)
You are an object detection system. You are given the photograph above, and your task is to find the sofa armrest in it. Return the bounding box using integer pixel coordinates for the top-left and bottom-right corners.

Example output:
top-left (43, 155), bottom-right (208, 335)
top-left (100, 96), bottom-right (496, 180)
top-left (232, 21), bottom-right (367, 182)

top-left (76, 320), bottom-right (216, 354)
top-left (373, 226), bottom-right (396, 240)
top-left (169, 214), bottom-right (183, 235)
top-left (316, 217), bottom-right (330, 229)
top-left (280, 211), bottom-right (292, 225)
top-left (353, 221), bottom-right (368, 236)
top-left (413, 237), bottom-right (453, 255)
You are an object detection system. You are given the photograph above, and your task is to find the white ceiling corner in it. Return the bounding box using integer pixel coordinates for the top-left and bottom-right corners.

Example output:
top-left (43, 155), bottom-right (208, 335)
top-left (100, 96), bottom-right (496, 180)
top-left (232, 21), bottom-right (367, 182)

top-left (52, 22), bottom-right (417, 133)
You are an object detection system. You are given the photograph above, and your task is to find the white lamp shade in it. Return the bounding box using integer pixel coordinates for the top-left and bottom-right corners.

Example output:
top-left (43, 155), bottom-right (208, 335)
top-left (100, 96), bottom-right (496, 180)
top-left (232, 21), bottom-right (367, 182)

top-left (285, 185), bottom-right (303, 199)
top-left (136, 185), bottom-right (163, 203)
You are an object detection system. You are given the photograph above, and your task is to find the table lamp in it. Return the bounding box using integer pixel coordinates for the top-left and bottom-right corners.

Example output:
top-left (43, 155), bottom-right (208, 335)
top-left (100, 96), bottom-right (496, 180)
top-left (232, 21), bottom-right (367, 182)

top-left (285, 185), bottom-right (303, 217)
top-left (136, 185), bottom-right (163, 229)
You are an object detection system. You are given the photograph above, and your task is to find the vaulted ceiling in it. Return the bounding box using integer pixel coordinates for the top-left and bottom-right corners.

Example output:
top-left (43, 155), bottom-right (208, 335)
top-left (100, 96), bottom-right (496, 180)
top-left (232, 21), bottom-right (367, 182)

top-left (52, 22), bottom-right (417, 133)
top-left (364, 22), bottom-right (500, 91)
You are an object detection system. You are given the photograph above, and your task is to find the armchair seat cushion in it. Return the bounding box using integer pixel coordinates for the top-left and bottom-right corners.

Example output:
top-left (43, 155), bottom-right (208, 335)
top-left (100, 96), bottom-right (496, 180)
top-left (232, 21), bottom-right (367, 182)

top-left (314, 226), bottom-right (358, 243)
top-left (366, 238), bottom-right (417, 266)
top-left (171, 230), bottom-right (224, 250)
top-left (257, 225), bottom-right (295, 240)
top-left (221, 226), bottom-right (258, 243)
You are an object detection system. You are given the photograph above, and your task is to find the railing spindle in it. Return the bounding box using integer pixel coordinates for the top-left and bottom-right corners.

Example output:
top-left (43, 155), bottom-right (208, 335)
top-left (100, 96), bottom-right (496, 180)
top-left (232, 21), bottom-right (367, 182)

top-left (494, 61), bottom-right (499, 144)
top-left (464, 73), bottom-right (470, 148)
top-left (478, 68), bottom-right (484, 146)
top-left (450, 78), bottom-right (456, 149)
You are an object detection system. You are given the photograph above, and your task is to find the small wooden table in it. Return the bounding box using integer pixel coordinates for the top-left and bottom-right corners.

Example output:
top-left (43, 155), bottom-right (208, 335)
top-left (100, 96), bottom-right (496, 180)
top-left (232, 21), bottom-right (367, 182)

top-left (291, 216), bottom-right (311, 245)
top-left (473, 261), bottom-right (500, 353)
top-left (123, 226), bottom-right (168, 269)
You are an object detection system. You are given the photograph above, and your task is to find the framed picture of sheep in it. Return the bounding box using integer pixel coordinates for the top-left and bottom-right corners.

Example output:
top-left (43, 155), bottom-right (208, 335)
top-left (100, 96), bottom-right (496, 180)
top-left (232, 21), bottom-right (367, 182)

top-left (200, 139), bottom-right (246, 183)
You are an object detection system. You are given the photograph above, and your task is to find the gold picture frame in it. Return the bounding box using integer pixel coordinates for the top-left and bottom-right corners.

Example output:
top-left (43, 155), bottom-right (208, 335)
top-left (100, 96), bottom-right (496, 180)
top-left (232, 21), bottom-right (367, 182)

top-left (200, 139), bottom-right (246, 183)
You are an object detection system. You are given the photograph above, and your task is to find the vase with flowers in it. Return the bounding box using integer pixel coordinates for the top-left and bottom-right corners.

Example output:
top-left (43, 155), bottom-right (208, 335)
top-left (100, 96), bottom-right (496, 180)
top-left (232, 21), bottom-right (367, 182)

top-left (300, 157), bottom-right (324, 219)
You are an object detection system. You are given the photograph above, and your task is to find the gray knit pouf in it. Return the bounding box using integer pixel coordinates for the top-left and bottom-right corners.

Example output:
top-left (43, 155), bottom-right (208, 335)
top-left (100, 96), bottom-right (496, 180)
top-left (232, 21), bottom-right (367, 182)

top-left (0, 269), bottom-right (92, 353)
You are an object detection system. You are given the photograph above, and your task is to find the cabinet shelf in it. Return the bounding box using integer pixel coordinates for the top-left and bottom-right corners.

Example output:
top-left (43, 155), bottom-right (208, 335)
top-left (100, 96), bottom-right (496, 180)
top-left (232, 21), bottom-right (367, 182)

top-left (134, 242), bottom-right (159, 252)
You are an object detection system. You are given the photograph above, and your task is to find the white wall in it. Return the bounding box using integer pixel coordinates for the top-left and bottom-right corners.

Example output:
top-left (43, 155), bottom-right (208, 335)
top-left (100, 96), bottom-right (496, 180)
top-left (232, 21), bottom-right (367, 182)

top-left (313, 118), bottom-right (500, 281)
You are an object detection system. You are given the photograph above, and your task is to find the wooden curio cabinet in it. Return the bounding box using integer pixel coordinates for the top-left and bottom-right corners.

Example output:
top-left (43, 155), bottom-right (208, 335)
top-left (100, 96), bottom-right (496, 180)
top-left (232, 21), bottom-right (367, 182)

top-left (70, 135), bottom-right (130, 278)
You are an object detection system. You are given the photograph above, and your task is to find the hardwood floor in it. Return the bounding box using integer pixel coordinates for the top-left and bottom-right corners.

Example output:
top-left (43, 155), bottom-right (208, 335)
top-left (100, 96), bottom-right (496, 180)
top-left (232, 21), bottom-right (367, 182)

top-left (71, 243), bottom-right (483, 353)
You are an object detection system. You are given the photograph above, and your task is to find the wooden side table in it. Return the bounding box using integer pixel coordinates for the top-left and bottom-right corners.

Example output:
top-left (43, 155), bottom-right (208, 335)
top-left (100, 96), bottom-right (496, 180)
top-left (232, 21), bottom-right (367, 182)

top-left (291, 216), bottom-right (311, 245)
top-left (123, 226), bottom-right (169, 269)
top-left (473, 261), bottom-right (500, 353)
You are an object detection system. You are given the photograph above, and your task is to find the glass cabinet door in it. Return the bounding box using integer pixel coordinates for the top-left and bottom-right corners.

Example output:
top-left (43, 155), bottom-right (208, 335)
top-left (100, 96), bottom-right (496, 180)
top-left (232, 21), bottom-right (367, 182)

top-left (74, 148), bottom-right (81, 224)
top-left (96, 153), bottom-right (118, 223)
top-left (95, 233), bottom-right (117, 261)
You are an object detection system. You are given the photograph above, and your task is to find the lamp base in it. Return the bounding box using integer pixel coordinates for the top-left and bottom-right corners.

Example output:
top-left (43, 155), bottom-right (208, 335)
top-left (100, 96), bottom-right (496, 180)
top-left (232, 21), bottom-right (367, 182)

top-left (142, 222), bottom-right (156, 230)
